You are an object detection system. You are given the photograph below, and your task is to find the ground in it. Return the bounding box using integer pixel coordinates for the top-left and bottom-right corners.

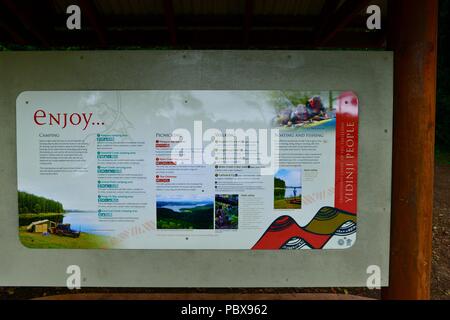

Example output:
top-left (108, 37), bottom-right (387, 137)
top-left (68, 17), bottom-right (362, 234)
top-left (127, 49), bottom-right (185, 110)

top-left (18, 227), bottom-right (109, 249)
top-left (274, 196), bottom-right (302, 209)
top-left (431, 165), bottom-right (450, 299)
top-left (0, 165), bottom-right (448, 300)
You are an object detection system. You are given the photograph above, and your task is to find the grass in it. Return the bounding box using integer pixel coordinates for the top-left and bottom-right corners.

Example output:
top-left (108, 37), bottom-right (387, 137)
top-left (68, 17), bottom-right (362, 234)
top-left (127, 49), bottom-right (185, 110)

top-left (157, 218), bottom-right (194, 229)
top-left (18, 212), bottom-right (64, 226)
top-left (274, 196), bottom-right (302, 209)
top-left (19, 227), bottom-right (109, 249)
top-left (157, 204), bottom-right (214, 229)
top-left (18, 213), bottom-right (64, 218)
top-left (214, 203), bottom-right (239, 229)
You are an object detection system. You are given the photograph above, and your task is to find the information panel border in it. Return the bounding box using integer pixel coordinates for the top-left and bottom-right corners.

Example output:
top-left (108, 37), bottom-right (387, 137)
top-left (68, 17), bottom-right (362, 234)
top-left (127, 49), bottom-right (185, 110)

top-left (0, 50), bottom-right (392, 287)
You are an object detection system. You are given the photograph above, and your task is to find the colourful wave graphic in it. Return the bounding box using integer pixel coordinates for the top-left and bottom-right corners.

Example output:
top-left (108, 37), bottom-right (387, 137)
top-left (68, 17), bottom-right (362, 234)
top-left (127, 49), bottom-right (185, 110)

top-left (252, 206), bottom-right (356, 250)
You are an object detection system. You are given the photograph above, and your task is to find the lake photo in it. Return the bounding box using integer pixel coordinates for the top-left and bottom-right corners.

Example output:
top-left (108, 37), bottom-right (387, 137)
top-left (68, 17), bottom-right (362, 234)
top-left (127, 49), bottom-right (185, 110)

top-left (274, 168), bottom-right (302, 209)
top-left (156, 197), bottom-right (214, 229)
top-left (18, 191), bottom-right (109, 249)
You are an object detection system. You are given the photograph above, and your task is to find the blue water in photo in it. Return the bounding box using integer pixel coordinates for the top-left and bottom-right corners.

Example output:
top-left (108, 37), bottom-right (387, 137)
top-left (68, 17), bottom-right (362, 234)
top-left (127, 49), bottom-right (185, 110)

top-left (63, 211), bottom-right (110, 235)
top-left (157, 201), bottom-right (213, 213)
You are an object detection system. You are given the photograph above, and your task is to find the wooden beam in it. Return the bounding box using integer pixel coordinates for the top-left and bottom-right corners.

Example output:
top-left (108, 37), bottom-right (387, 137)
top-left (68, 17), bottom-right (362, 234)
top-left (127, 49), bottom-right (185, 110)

top-left (47, 28), bottom-right (384, 49)
top-left (313, 0), bottom-right (340, 41)
top-left (34, 293), bottom-right (372, 300)
top-left (29, 0), bottom-right (59, 47)
top-left (243, 0), bottom-right (254, 46)
top-left (79, 0), bottom-right (108, 46)
top-left (90, 14), bottom-right (371, 32)
top-left (0, 25), bottom-right (27, 45)
top-left (322, 30), bottom-right (386, 49)
top-left (381, 0), bottom-right (438, 300)
top-left (0, 15), bottom-right (27, 45)
top-left (315, 0), bottom-right (371, 46)
top-left (163, 0), bottom-right (177, 46)
top-left (0, 0), bottom-right (49, 46)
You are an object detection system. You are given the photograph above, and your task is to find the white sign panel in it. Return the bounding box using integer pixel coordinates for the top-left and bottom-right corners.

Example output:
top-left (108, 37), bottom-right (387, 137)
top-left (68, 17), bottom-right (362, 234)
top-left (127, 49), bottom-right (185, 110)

top-left (16, 90), bottom-right (358, 250)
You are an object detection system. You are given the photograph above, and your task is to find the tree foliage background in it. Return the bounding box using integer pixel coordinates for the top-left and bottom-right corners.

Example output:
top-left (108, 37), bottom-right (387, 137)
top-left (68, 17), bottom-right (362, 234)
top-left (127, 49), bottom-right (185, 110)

top-left (18, 191), bottom-right (64, 214)
top-left (437, 0), bottom-right (450, 156)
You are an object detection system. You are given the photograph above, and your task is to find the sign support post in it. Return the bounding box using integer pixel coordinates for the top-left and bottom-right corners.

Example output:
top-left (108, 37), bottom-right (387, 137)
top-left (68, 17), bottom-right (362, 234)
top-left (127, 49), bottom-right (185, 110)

top-left (382, 0), bottom-right (438, 300)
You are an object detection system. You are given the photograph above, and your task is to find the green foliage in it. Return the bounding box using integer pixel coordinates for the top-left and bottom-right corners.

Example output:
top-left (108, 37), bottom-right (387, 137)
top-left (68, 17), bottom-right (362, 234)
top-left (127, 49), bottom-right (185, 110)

top-left (33, 203), bottom-right (41, 213)
top-left (274, 177), bottom-right (286, 188)
top-left (283, 91), bottom-right (314, 106)
top-left (19, 227), bottom-right (108, 249)
top-left (214, 195), bottom-right (239, 229)
top-left (18, 191), bottom-right (64, 214)
top-left (435, 148), bottom-right (450, 165)
top-left (1, 2), bottom-right (447, 154)
top-left (274, 196), bottom-right (302, 209)
top-left (157, 204), bottom-right (214, 229)
top-left (269, 90), bottom-right (325, 113)
top-left (437, 0), bottom-right (450, 152)
top-left (229, 214), bottom-right (238, 226)
top-left (269, 91), bottom-right (304, 112)
top-left (0, 42), bottom-right (175, 51)
top-left (274, 177), bottom-right (286, 200)
top-left (18, 213), bottom-right (64, 226)
top-left (157, 218), bottom-right (194, 229)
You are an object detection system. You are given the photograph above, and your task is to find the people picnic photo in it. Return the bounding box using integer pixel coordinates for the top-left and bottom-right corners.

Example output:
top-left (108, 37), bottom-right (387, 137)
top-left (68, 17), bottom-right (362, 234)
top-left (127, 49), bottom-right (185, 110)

top-left (214, 194), bottom-right (239, 230)
top-left (274, 168), bottom-right (302, 210)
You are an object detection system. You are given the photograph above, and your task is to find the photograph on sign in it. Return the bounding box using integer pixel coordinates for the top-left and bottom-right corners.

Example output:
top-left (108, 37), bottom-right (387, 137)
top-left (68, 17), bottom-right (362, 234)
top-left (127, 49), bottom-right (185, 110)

top-left (16, 90), bottom-right (358, 250)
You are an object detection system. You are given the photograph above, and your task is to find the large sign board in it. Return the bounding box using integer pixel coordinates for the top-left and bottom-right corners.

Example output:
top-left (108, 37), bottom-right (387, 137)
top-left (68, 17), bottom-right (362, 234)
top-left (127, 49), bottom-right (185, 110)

top-left (0, 51), bottom-right (392, 287)
top-left (17, 90), bottom-right (358, 250)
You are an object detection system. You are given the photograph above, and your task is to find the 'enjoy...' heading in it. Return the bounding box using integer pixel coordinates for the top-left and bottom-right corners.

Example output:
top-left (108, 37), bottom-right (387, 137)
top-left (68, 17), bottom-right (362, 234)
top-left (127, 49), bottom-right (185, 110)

top-left (33, 109), bottom-right (102, 130)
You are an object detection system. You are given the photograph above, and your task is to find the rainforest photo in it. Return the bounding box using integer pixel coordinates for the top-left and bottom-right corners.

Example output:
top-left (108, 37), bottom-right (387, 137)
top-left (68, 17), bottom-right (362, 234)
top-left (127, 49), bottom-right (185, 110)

top-left (215, 194), bottom-right (238, 230)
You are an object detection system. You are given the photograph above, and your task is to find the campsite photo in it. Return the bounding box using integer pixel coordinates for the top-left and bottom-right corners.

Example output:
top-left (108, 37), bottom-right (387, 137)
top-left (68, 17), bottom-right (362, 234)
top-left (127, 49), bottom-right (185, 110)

top-left (18, 191), bottom-right (109, 249)
top-left (274, 168), bottom-right (302, 210)
top-left (156, 196), bottom-right (214, 229)
top-left (214, 194), bottom-right (238, 230)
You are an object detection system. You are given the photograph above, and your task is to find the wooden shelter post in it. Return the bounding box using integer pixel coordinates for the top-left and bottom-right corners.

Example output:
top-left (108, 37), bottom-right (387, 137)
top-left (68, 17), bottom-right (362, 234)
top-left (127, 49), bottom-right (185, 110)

top-left (382, 0), bottom-right (438, 299)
